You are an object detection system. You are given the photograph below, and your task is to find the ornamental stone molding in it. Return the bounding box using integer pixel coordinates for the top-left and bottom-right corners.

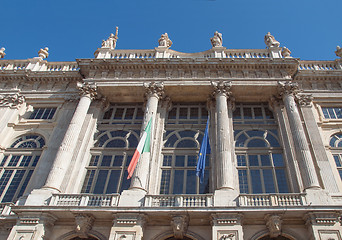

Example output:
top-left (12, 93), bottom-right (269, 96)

top-left (296, 94), bottom-right (313, 107)
top-left (74, 213), bottom-right (95, 238)
top-left (0, 93), bottom-right (25, 108)
top-left (211, 213), bottom-right (243, 226)
top-left (265, 214), bottom-right (282, 238)
top-left (277, 81), bottom-right (300, 96)
top-left (0, 47), bottom-right (5, 58)
top-left (38, 47), bottom-right (49, 59)
top-left (264, 32), bottom-right (280, 48)
top-left (143, 81), bottom-right (165, 99)
top-left (158, 33), bottom-right (172, 48)
top-left (305, 212), bottom-right (341, 226)
top-left (113, 213), bottom-right (147, 227)
top-left (171, 215), bottom-right (189, 239)
top-left (77, 82), bottom-right (98, 100)
top-left (220, 234), bottom-right (235, 240)
top-left (281, 47), bottom-right (292, 58)
top-left (211, 81), bottom-right (232, 98)
top-left (211, 31), bottom-right (223, 48)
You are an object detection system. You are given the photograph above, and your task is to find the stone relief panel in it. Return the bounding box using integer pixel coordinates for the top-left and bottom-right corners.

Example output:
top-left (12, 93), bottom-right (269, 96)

top-left (217, 230), bottom-right (238, 240)
top-left (114, 232), bottom-right (136, 240)
top-left (318, 230), bottom-right (341, 240)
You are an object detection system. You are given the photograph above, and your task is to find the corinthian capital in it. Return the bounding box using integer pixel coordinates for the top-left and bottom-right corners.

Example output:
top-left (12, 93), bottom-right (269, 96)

top-left (211, 81), bottom-right (232, 98)
top-left (278, 81), bottom-right (300, 96)
top-left (77, 82), bottom-right (98, 100)
top-left (0, 93), bottom-right (25, 108)
top-left (296, 94), bottom-right (313, 107)
top-left (143, 81), bottom-right (165, 99)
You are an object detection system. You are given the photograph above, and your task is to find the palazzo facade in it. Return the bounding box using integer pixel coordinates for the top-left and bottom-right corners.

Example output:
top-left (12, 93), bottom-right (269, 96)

top-left (0, 32), bottom-right (342, 240)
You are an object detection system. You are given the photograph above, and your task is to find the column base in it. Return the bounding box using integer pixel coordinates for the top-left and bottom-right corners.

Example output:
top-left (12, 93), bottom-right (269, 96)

top-left (118, 189), bottom-right (146, 207)
top-left (23, 188), bottom-right (59, 206)
top-left (305, 188), bottom-right (333, 205)
top-left (213, 189), bottom-right (239, 207)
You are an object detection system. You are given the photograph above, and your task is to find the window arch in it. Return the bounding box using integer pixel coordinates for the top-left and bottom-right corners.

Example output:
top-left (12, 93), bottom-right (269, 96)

top-left (160, 103), bottom-right (210, 195)
top-left (233, 104), bottom-right (289, 194)
top-left (82, 129), bottom-right (140, 194)
top-left (0, 134), bottom-right (45, 203)
top-left (329, 133), bottom-right (342, 180)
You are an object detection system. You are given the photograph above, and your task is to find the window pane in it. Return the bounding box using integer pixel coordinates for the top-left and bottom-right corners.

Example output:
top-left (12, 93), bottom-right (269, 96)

top-left (237, 155), bottom-right (246, 166)
top-left (263, 169), bottom-right (275, 193)
top-left (186, 170), bottom-right (197, 194)
top-left (243, 108), bottom-right (252, 119)
top-left (260, 155), bottom-right (271, 166)
top-left (249, 155), bottom-right (259, 166)
top-left (179, 108), bottom-right (188, 119)
top-left (199, 170), bottom-right (209, 194)
top-left (187, 155), bottom-right (197, 167)
top-left (93, 170), bottom-right (108, 194)
top-left (276, 169), bottom-right (289, 193)
top-left (114, 108), bottom-right (124, 119)
top-left (124, 108), bottom-right (135, 119)
top-left (105, 170), bottom-right (120, 193)
top-left (163, 155), bottom-right (172, 166)
top-left (272, 154), bottom-right (284, 167)
top-left (101, 156), bottom-right (112, 166)
top-left (113, 155), bottom-right (123, 166)
top-left (173, 170), bottom-right (184, 194)
top-left (238, 170), bottom-right (249, 193)
top-left (334, 155), bottom-right (342, 167)
top-left (2, 170), bottom-right (25, 202)
top-left (250, 170), bottom-right (262, 193)
top-left (175, 156), bottom-right (185, 167)
top-left (160, 170), bottom-right (171, 194)
top-left (247, 139), bottom-right (267, 148)
top-left (254, 108), bottom-right (263, 119)
top-left (233, 107), bottom-right (241, 119)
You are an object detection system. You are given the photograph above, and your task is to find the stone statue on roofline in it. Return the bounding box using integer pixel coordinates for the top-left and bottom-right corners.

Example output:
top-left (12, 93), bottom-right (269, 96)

top-left (38, 47), bottom-right (49, 59)
top-left (101, 27), bottom-right (119, 49)
top-left (336, 46), bottom-right (342, 58)
top-left (0, 47), bottom-right (5, 59)
top-left (158, 33), bottom-right (172, 48)
top-left (264, 32), bottom-right (280, 48)
top-left (211, 31), bottom-right (223, 48)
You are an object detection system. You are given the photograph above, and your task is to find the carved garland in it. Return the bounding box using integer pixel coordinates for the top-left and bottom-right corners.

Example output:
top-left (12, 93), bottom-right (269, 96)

top-left (0, 93), bottom-right (25, 108)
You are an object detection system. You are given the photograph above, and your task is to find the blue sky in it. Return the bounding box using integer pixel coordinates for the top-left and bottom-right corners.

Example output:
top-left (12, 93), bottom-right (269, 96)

top-left (1, 0), bottom-right (341, 61)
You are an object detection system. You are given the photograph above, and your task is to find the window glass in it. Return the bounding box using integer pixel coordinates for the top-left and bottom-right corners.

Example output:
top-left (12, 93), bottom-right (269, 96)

top-left (28, 108), bottom-right (56, 120)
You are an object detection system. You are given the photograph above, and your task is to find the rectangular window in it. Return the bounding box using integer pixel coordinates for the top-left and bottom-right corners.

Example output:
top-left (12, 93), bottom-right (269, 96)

top-left (29, 108), bottom-right (56, 120)
top-left (101, 105), bottom-right (144, 125)
top-left (322, 107), bottom-right (342, 119)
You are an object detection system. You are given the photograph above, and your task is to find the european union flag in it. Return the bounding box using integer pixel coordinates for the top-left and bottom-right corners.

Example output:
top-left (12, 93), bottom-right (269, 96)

top-left (196, 117), bottom-right (211, 183)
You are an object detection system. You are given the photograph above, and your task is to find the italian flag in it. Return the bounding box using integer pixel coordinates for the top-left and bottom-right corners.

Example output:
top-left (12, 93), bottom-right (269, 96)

top-left (127, 118), bottom-right (152, 179)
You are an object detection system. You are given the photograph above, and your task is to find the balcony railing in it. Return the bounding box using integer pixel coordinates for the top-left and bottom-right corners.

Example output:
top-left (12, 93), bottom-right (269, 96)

top-left (238, 194), bottom-right (307, 207)
top-left (144, 194), bottom-right (213, 207)
top-left (49, 194), bottom-right (120, 207)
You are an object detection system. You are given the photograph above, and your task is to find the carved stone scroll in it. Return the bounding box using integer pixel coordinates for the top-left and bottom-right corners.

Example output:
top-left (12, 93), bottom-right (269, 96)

top-left (0, 93), bottom-right (25, 108)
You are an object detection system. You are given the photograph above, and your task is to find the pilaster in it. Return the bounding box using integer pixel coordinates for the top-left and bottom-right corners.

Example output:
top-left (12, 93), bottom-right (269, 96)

top-left (109, 213), bottom-right (146, 240)
top-left (7, 213), bottom-right (57, 240)
top-left (304, 212), bottom-right (342, 240)
top-left (211, 213), bottom-right (243, 240)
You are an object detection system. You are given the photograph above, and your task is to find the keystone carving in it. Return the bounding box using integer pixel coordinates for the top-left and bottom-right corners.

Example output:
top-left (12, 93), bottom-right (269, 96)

top-left (102, 27), bottom-right (119, 49)
top-left (265, 214), bottom-right (282, 238)
top-left (264, 32), bottom-right (280, 48)
top-left (158, 33), bottom-right (172, 48)
top-left (0, 47), bottom-right (5, 58)
top-left (278, 81), bottom-right (300, 96)
top-left (77, 82), bottom-right (98, 100)
top-left (336, 46), bottom-right (342, 58)
top-left (211, 81), bottom-right (232, 98)
top-left (74, 214), bottom-right (95, 238)
top-left (0, 93), bottom-right (25, 108)
top-left (38, 47), bottom-right (49, 59)
top-left (143, 81), bottom-right (165, 99)
top-left (211, 31), bottom-right (223, 48)
top-left (171, 215), bottom-right (189, 239)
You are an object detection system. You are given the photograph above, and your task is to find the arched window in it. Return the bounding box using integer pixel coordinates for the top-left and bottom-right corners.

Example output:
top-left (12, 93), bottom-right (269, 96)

top-left (82, 104), bottom-right (143, 195)
top-left (234, 103), bottom-right (289, 194)
top-left (0, 134), bottom-right (45, 203)
top-left (160, 103), bottom-right (210, 194)
top-left (81, 130), bottom-right (140, 194)
top-left (329, 133), bottom-right (342, 180)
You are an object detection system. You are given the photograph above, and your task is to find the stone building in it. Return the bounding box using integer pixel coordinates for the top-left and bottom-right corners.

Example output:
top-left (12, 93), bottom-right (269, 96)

top-left (0, 31), bottom-right (342, 240)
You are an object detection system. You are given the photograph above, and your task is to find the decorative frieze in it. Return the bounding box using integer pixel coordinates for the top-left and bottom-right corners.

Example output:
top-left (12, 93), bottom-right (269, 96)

top-left (0, 93), bottom-right (24, 108)
top-left (305, 212), bottom-right (340, 226)
top-left (211, 214), bottom-right (243, 226)
top-left (113, 214), bottom-right (146, 227)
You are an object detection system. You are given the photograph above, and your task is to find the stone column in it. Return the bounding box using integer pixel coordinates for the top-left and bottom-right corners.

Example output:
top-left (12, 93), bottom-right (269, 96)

top-left (278, 82), bottom-right (320, 190)
top-left (212, 81), bottom-right (235, 190)
top-left (43, 82), bottom-right (97, 192)
top-left (129, 82), bottom-right (164, 191)
top-left (298, 95), bottom-right (339, 193)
